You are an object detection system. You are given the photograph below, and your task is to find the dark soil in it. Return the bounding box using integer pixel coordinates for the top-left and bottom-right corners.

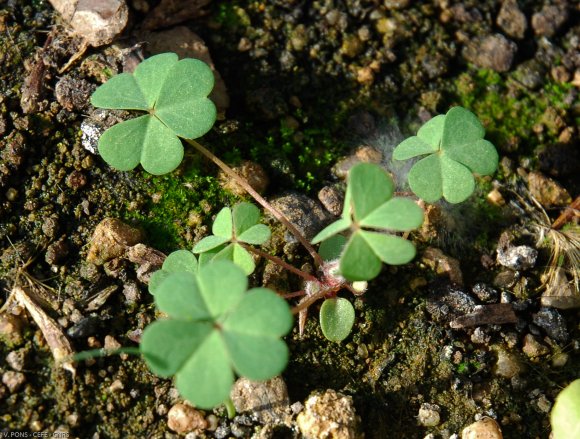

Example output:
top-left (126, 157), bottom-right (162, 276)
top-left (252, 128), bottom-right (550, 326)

top-left (0, 1), bottom-right (579, 438)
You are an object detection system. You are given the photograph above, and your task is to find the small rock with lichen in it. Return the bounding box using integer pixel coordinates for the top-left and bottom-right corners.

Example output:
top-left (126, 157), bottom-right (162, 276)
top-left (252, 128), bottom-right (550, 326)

top-left (296, 389), bottom-right (361, 439)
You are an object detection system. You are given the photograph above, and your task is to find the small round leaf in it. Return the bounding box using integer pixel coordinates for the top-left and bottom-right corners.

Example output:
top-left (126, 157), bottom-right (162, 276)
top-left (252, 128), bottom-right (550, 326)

top-left (318, 234), bottom-right (347, 261)
top-left (340, 231), bottom-right (382, 281)
top-left (155, 58), bottom-right (217, 139)
top-left (408, 154), bottom-right (443, 203)
top-left (348, 163), bottom-right (394, 220)
top-left (212, 207), bottom-right (233, 238)
top-left (551, 379), bottom-right (580, 439)
top-left (319, 298), bottom-right (355, 342)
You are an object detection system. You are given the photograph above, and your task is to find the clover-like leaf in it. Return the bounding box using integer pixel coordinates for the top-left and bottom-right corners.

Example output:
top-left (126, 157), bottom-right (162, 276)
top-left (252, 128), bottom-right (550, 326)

top-left (149, 250), bottom-right (198, 295)
top-left (213, 242), bottom-right (256, 275)
top-left (319, 298), bottom-right (355, 342)
top-left (551, 379), bottom-right (580, 439)
top-left (312, 163), bottom-right (423, 281)
top-left (318, 235), bottom-right (347, 261)
top-left (91, 53), bottom-right (216, 175)
top-left (393, 106), bottom-right (498, 203)
top-left (192, 203), bottom-right (270, 275)
top-left (140, 261), bottom-right (292, 409)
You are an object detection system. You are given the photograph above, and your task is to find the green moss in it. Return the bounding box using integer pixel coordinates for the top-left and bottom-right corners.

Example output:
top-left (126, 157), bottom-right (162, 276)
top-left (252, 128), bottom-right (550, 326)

top-left (213, 1), bottom-right (250, 30)
top-left (454, 69), bottom-right (573, 154)
top-left (212, 117), bottom-right (348, 194)
top-left (120, 164), bottom-right (237, 252)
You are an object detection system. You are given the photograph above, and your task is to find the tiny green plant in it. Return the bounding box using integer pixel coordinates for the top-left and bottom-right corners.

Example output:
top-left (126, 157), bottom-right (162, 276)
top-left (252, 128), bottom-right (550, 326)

top-left (319, 297), bottom-right (356, 342)
top-left (90, 53), bottom-right (216, 175)
top-left (192, 202), bottom-right (271, 275)
top-left (89, 54), bottom-right (503, 408)
top-left (140, 260), bottom-right (292, 409)
top-left (312, 162), bottom-right (424, 281)
top-left (392, 106), bottom-right (498, 203)
top-left (550, 379), bottom-right (580, 439)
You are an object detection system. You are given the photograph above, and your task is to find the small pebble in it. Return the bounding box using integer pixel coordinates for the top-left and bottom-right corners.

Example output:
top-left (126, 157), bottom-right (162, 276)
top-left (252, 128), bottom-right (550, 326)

top-left (167, 403), bottom-right (207, 434)
top-left (6, 348), bottom-right (28, 371)
top-left (497, 245), bottom-right (537, 271)
top-left (522, 334), bottom-right (550, 358)
top-left (493, 347), bottom-right (524, 378)
top-left (551, 352), bottom-right (568, 368)
top-left (296, 389), bottom-right (359, 439)
top-left (5, 188), bottom-right (18, 201)
top-left (462, 34), bottom-right (517, 72)
top-left (0, 313), bottom-right (25, 345)
top-left (462, 417), bottom-right (503, 439)
top-left (108, 379), bottom-right (124, 392)
top-left (2, 371), bottom-right (26, 393)
top-left (418, 403), bottom-right (441, 427)
top-left (218, 161), bottom-right (269, 196)
top-left (318, 185), bottom-right (344, 216)
top-left (231, 376), bottom-right (290, 424)
top-left (86, 218), bottom-right (144, 265)
top-left (532, 308), bottom-right (569, 342)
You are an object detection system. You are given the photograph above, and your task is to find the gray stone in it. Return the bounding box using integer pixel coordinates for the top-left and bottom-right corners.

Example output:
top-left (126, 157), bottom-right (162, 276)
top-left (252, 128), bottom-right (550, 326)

top-left (463, 34), bottom-right (517, 72)
top-left (231, 376), bottom-right (290, 425)
top-left (271, 192), bottom-right (332, 243)
top-left (497, 0), bottom-right (527, 39)
top-left (472, 283), bottom-right (499, 303)
top-left (418, 403), bottom-right (441, 427)
top-left (496, 232), bottom-right (537, 271)
top-left (426, 286), bottom-right (477, 324)
top-left (532, 4), bottom-right (569, 37)
top-left (493, 347), bottom-right (524, 378)
top-left (55, 75), bottom-right (96, 111)
top-left (532, 308), bottom-right (569, 342)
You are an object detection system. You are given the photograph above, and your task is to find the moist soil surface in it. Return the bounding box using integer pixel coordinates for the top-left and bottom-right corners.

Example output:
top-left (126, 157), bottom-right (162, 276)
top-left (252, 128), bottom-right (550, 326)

top-left (0, 1), bottom-right (579, 438)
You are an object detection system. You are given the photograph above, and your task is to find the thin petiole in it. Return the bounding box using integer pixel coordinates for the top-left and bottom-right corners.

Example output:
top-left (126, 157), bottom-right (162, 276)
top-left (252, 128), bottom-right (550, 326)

top-left (281, 290), bottom-right (306, 299)
top-left (241, 243), bottom-right (319, 283)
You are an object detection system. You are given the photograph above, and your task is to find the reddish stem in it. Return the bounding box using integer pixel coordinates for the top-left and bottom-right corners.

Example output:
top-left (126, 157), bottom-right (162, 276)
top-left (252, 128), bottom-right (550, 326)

top-left (281, 290), bottom-right (306, 299)
top-left (241, 243), bottom-right (319, 283)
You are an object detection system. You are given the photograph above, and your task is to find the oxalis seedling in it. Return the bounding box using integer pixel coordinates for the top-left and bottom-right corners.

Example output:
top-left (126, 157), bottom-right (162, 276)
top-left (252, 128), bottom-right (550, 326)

top-left (90, 52), bottom-right (215, 175)
top-left (393, 106), bottom-right (498, 203)
top-left (89, 52), bottom-right (500, 409)
top-left (312, 162), bottom-right (424, 281)
top-left (192, 202), bottom-right (271, 275)
top-left (141, 260), bottom-right (292, 409)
